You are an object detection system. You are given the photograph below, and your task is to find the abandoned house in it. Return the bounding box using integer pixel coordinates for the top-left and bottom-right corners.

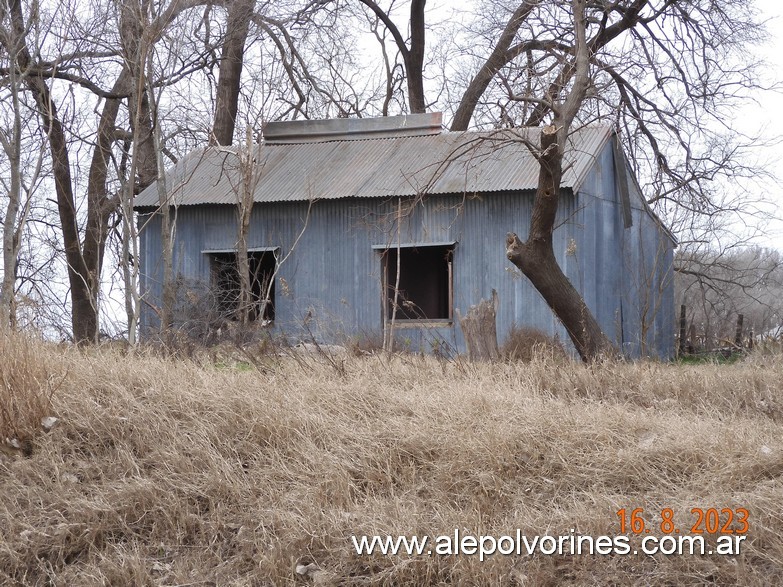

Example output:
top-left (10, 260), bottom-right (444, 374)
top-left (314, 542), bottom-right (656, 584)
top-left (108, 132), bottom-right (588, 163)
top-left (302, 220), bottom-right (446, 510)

top-left (134, 113), bottom-right (676, 358)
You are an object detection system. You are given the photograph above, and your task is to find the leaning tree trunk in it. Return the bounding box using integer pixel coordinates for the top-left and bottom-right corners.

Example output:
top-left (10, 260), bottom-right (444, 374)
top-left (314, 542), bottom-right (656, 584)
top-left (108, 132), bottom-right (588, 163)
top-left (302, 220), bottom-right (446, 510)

top-left (505, 125), bottom-right (616, 362)
top-left (450, 1), bottom-right (537, 131)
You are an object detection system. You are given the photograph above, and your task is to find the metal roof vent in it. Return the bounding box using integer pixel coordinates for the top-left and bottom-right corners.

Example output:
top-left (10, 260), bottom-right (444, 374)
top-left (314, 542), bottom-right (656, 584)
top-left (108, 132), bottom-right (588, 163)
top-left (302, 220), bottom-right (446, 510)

top-left (263, 112), bottom-right (443, 144)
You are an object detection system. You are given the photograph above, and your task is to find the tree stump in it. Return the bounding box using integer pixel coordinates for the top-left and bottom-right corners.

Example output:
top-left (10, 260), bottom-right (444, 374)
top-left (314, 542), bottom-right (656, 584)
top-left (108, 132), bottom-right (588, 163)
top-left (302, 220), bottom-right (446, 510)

top-left (457, 289), bottom-right (500, 362)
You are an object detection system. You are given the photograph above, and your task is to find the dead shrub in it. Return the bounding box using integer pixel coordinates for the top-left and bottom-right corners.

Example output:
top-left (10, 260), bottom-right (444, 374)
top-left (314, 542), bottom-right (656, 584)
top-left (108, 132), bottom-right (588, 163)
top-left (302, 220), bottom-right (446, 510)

top-left (0, 334), bottom-right (56, 452)
top-left (501, 324), bottom-right (567, 362)
top-left (348, 332), bottom-right (385, 356)
top-left (749, 335), bottom-right (783, 357)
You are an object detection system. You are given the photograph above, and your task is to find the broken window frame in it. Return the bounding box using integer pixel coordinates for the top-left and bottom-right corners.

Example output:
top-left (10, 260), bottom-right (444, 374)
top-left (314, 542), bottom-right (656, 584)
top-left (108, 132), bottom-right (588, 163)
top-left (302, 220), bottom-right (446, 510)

top-left (374, 242), bottom-right (456, 325)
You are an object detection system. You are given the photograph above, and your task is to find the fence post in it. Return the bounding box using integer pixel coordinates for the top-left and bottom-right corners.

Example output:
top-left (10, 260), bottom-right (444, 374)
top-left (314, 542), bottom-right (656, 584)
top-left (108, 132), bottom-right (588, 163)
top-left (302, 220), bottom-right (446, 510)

top-left (734, 314), bottom-right (744, 349)
top-left (687, 323), bottom-right (697, 354)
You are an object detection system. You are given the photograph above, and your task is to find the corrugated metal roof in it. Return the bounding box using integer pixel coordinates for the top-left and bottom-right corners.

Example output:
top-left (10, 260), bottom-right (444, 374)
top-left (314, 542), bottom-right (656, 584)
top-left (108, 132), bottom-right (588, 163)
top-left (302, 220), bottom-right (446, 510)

top-left (134, 124), bottom-right (612, 208)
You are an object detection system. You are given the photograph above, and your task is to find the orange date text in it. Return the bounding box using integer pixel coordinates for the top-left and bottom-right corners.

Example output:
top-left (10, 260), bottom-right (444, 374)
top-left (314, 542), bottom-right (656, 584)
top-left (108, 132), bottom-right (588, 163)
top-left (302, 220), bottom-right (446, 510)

top-left (616, 507), bottom-right (749, 535)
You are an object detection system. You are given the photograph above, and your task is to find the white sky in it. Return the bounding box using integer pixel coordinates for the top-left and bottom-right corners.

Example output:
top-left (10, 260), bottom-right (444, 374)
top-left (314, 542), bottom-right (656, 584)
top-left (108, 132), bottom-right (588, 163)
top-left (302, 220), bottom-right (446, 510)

top-left (739, 0), bottom-right (783, 248)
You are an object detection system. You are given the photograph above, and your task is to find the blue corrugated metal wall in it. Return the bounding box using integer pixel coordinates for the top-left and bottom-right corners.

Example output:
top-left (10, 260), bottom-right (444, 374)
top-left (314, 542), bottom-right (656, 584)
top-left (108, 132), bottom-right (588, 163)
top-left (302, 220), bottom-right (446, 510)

top-left (139, 138), bottom-right (675, 358)
top-left (575, 136), bottom-right (675, 358)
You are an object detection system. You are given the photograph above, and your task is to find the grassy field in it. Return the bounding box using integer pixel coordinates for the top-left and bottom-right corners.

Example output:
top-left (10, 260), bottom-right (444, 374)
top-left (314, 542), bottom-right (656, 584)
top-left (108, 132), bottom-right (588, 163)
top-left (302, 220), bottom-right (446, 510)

top-left (1, 336), bottom-right (782, 586)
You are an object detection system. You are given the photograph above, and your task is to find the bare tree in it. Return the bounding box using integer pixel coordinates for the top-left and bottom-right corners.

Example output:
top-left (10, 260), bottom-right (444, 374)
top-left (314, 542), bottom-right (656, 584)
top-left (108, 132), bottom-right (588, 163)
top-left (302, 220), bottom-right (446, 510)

top-left (676, 246), bottom-right (783, 345)
top-left (449, 0), bottom-right (541, 131)
top-left (1, 0), bottom-right (223, 342)
top-left (0, 0), bottom-right (48, 331)
top-left (225, 126), bottom-right (263, 326)
top-left (1, 0), bottom-right (774, 353)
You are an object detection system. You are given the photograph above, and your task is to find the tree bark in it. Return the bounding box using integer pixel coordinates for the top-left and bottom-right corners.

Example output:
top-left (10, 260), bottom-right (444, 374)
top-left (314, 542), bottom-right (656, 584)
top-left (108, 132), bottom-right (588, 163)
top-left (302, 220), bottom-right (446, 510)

top-left (119, 0), bottom-right (166, 339)
top-left (210, 0), bottom-right (254, 146)
top-left (0, 147), bottom-right (20, 332)
top-left (235, 129), bottom-right (255, 325)
top-left (6, 0), bottom-right (127, 342)
top-left (358, 0), bottom-right (427, 114)
top-left (155, 132), bottom-right (176, 334)
top-left (0, 22), bottom-right (23, 331)
top-left (5, 0), bottom-right (215, 342)
top-left (506, 232), bottom-right (616, 361)
top-left (452, 0), bottom-right (649, 130)
top-left (406, 0), bottom-right (426, 113)
top-left (120, 0), bottom-right (157, 190)
top-left (10, 0), bottom-right (93, 342)
top-left (499, 2), bottom-right (617, 361)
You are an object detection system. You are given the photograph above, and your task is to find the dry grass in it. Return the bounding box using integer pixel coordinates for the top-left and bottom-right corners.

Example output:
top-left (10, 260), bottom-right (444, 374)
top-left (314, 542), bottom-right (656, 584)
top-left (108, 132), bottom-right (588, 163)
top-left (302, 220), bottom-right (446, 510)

top-left (0, 334), bottom-right (56, 454)
top-left (1, 338), bottom-right (782, 586)
top-left (501, 325), bottom-right (567, 363)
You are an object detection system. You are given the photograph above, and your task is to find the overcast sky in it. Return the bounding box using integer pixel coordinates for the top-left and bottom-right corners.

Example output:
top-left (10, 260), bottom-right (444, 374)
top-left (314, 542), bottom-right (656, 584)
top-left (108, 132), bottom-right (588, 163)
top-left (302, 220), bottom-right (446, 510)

top-left (742, 0), bottom-right (783, 247)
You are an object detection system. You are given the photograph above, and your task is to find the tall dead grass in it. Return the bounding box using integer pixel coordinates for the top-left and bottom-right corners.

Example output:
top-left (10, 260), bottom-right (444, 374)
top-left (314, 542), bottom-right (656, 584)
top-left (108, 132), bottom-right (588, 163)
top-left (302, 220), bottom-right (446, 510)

top-left (0, 334), bottom-right (56, 454)
top-left (0, 340), bottom-right (782, 585)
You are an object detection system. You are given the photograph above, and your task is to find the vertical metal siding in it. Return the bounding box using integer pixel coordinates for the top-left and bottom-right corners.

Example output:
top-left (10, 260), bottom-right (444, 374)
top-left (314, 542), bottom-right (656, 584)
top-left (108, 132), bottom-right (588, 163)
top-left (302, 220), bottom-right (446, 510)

top-left (141, 192), bottom-right (582, 352)
top-left (569, 138), bottom-right (675, 359)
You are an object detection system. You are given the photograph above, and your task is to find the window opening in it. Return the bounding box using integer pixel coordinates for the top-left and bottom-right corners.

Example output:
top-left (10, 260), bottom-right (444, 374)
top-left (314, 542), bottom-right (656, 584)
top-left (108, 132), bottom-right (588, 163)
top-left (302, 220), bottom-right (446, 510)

top-left (383, 244), bottom-right (453, 321)
top-left (209, 251), bottom-right (276, 322)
